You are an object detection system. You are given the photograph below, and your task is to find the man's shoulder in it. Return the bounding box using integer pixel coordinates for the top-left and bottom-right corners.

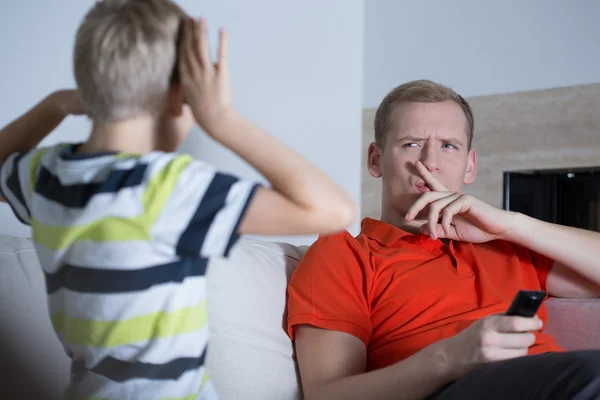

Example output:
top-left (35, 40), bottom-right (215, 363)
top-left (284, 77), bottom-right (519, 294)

top-left (298, 230), bottom-right (369, 267)
top-left (310, 230), bottom-right (363, 250)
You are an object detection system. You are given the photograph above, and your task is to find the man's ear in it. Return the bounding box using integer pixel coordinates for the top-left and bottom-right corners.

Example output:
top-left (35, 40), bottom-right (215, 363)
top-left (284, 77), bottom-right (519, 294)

top-left (463, 148), bottom-right (477, 185)
top-left (368, 142), bottom-right (383, 178)
top-left (166, 82), bottom-right (185, 117)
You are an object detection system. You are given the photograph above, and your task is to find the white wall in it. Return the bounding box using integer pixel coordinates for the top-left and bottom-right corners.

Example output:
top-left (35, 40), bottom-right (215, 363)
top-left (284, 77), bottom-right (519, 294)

top-left (364, 0), bottom-right (600, 107)
top-left (0, 0), bottom-right (364, 245)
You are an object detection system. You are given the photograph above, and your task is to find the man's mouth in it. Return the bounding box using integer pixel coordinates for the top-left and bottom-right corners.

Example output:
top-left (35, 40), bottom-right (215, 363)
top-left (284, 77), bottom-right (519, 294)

top-left (416, 182), bottom-right (431, 193)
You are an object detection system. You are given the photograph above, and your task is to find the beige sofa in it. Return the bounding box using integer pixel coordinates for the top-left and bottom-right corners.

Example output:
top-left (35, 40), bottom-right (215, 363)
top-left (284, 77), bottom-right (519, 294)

top-left (1, 235), bottom-right (599, 399)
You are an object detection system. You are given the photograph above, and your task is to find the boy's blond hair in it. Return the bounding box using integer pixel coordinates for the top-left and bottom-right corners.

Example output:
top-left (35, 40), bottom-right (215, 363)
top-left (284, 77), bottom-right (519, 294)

top-left (74, 0), bottom-right (187, 123)
top-left (374, 79), bottom-right (475, 149)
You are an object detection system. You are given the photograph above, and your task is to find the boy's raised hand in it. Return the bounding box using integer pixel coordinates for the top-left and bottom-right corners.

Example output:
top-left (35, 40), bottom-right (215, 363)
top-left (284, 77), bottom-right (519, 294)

top-left (50, 89), bottom-right (85, 117)
top-left (178, 17), bottom-right (233, 136)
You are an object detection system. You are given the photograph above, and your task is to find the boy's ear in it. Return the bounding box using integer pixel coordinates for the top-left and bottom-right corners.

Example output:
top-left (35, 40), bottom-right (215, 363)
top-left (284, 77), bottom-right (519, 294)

top-left (167, 82), bottom-right (185, 117)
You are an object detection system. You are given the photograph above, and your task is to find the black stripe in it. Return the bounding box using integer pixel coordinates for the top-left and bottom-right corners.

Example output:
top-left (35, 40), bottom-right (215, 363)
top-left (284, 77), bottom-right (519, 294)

top-left (176, 172), bottom-right (238, 257)
top-left (45, 257), bottom-right (208, 294)
top-left (59, 144), bottom-right (119, 160)
top-left (0, 153), bottom-right (30, 224)
top-left (6, 154), bottom-right (28, 212)
top-left (73, 350), bottom-right (206, 383)
top-left (223, 183), bottom-right (262, 257)
top-left (35, 163), bottom-right (148, 208)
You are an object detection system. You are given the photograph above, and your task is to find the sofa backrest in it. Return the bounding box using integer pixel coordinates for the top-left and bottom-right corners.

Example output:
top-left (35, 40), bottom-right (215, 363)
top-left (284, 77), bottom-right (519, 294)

top-left (207, 238), bottom-right (308, 399)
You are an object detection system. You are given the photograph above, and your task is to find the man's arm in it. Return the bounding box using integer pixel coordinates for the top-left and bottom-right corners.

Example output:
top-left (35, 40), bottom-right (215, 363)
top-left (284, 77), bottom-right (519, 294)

top-left (0, 89), bottom-right (83, 202)
top-left (295, 326), bottom-right (451, 400)
top-left (507, 213), bottom-right (600, 298)
top-left (406, 160), bottom-right (600, 299)
top-left (295, 315), bottom-right (542, 400)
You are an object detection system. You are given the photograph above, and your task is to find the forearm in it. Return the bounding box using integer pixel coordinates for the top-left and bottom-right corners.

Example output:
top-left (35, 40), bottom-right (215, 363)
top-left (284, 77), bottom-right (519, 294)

top-left (507, 212), bottom-right (600, 285)
top-left (207, 111), bottom-right (357, 223)
top-left (0, 92), bottom-right (68, 163)
top-left (309, 345), bottom-right (453, 400)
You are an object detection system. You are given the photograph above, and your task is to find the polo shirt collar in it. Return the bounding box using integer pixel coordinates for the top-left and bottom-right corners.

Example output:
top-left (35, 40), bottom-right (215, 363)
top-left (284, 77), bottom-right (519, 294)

top-left (361, 217), bottom-right (413, 246)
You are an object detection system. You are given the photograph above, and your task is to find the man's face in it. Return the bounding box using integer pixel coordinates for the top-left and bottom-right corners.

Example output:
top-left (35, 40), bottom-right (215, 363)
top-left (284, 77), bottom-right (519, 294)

top-left (368, 101), bottom-right (477, 217)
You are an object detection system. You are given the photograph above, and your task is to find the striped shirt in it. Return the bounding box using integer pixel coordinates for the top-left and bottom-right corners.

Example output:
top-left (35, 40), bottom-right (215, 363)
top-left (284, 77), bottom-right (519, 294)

top-left (0, 143), bottom-right (260, 399)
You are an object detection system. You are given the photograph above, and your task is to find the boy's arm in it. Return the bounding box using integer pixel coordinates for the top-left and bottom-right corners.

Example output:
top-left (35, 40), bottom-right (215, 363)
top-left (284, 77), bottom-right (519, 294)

top-left (179, 18), bottom-right (357, 235)
top-left (208, 111), bottom-right (356, 235)
top-left (0, 89), bottom-right (83, 202)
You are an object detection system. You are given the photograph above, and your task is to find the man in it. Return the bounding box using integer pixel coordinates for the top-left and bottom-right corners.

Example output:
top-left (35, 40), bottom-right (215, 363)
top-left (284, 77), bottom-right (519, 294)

top-left (286, 80), bottom-right (600, 400)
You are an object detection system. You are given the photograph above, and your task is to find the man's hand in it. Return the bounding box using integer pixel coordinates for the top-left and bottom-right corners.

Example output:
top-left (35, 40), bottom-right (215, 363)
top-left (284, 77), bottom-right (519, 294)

top-left (49, 89), bottom-right (85, 117)
top-left (436, 314), bottom-right (543, 380)
top-left (178, 17), bottom-right (234, 137)
top-left (405, 160), bottom-right (516, 242)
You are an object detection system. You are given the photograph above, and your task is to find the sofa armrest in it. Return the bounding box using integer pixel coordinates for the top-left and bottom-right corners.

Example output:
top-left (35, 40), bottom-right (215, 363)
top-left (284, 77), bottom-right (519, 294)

top-left (545, 297), bottom-right (600, 350)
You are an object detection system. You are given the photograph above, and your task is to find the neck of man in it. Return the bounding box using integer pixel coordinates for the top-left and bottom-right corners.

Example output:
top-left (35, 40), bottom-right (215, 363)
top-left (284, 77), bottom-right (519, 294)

top-left (380, 205), bottom-right (424, 235)
top-left (78, 116), bottom-right (163, 155)
top-left (381, 205), bottom-right (451, 245)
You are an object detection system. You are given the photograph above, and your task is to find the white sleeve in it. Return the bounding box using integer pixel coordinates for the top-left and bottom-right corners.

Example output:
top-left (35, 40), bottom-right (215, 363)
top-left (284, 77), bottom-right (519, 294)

top-left (0, 148), bottom-right (47, 225)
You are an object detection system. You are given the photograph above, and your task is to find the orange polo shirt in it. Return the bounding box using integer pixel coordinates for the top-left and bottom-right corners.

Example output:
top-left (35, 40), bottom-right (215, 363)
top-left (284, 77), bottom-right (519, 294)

top-left (287, 217), bottom-right (564, 371)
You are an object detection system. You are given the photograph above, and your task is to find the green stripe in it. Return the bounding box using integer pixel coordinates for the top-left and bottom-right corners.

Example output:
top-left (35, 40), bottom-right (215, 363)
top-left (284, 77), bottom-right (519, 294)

top-left (161, 393), bottom-right (199, 400)
top-left (50, 300), bottom-right (207, 348)
top-left (143, 154), bottom-right (193, 230)
top-left (32, 216), bottom-right (148, 251)
top-left (113, 152), bottom-right (140, 160)
top-left (29, 148), bottom-right (49, 191)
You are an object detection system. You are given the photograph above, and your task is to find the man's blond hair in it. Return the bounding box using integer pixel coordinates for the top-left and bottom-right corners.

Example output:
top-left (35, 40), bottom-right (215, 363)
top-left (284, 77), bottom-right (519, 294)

top-left (374, 80), bottom-right (474, 149)
top-left (74, 0), bottom-right (187, 123)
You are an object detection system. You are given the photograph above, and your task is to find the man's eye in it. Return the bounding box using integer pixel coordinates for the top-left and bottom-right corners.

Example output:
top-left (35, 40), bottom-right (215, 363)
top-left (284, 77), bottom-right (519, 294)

top-left (403, 143), bottom-right (418, 148)
top-left (443, 143), bottom-right (456, 149)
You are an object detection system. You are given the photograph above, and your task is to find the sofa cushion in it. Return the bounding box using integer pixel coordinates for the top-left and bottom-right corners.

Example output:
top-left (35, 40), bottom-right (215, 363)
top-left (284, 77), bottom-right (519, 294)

top-left (206, 238), bottom-right (307, 400)
top-left (544, 297), bottom-right (600, 350)
top-left (0, 235), bottom-right (70, 399)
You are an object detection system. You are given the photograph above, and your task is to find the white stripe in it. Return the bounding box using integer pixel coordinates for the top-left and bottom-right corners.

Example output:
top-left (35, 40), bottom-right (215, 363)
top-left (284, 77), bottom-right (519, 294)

top-left (67, 325), bottom-right (209, 367)
top-left (201, 179), bottom-right (257, 258)
top-left (40, 147), bottom-right (115, 185)
top-left (0, 153), bottom-right (31, 224)
top-left (151, 159), bottom-right (216, 247)
top-left (67, 239), bottom-right (176, 269)
top-left (48, 150), bottom-right (155, 186)
top-left (48, 275), bottom-right (207, 320)
top-left (36, 239), bottom-right (175, 274)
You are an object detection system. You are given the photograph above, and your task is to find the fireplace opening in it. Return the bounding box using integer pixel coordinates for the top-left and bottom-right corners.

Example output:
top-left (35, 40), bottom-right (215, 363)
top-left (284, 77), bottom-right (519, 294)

top-left (503, 166), bottom-right (600, 233)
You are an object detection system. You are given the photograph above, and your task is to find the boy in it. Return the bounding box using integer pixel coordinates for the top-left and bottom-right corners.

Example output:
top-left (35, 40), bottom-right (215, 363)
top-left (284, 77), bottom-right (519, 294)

top-left (0, 1), bottom-right (356, 399)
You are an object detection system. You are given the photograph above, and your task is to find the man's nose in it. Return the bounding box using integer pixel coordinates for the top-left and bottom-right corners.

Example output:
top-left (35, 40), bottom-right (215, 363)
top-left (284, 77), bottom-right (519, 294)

top-left (419, 145), bottom-right (440, 173)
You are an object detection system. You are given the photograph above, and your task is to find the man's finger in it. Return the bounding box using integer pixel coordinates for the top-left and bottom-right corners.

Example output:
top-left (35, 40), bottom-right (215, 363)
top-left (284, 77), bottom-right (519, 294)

top-left (419, 223), bottom-right (459, 241)
top-left (427, 193), bottom-right (461, 239)
top-left (493, 315), bottom-right (543, 333)
top-left (485, 347), bottom-right (529, 362)
top-left (405, 191), bottom-right (451, 221)
top-left (496, 332), bottom-right (537, 349)
top-left (415, 161), bottom-right (448, 191)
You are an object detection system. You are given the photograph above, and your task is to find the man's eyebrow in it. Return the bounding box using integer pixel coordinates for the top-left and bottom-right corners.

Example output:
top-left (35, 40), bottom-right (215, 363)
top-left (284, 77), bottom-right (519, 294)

top-left (396, 135), bottom-right (465, 146)
top-left (396, 135), bottom-right (426, 142)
